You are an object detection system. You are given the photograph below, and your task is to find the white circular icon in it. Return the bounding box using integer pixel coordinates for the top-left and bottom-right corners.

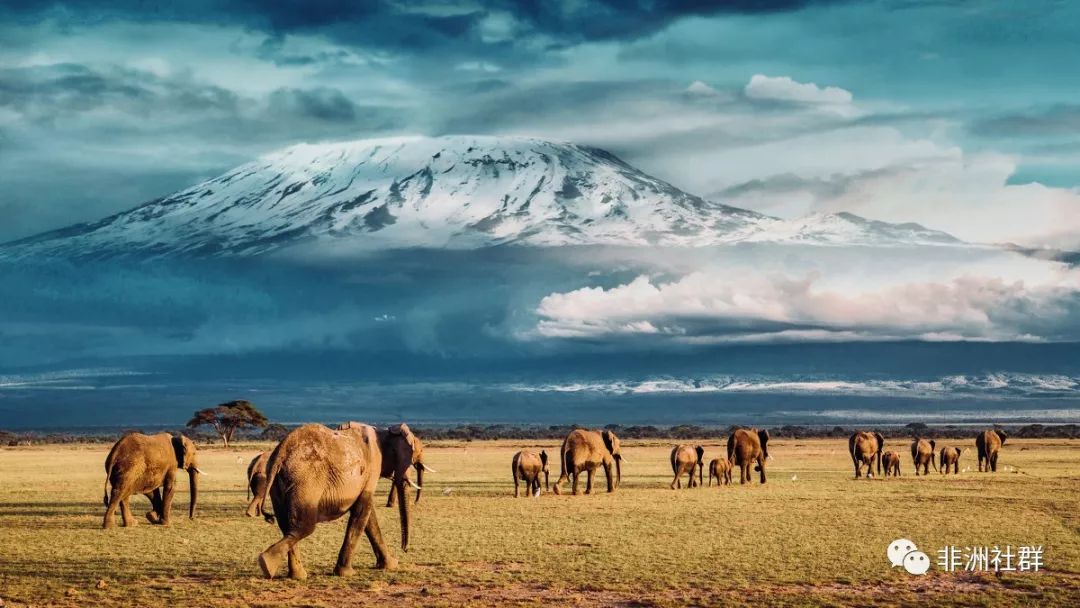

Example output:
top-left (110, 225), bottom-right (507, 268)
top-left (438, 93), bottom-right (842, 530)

top-left (903, 551), bottom-right (931, 575)
top-left (888, 538), bottom-right (917, 567)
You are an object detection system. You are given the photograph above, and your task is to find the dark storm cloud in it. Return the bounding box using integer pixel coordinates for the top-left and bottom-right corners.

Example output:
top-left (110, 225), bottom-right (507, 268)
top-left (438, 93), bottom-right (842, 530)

top-left (3, 0), bottom-right (843, 52)
top-left (0, 63), bottom-right (396, 134)
top-left (267, 87), bottom-right (356, 122)
top-left (971, 105), bottom-right (1080, 136)
top-left (505, 0), bottom-right (845, 42)
top-left (0, 63), bottom-right (240, 124)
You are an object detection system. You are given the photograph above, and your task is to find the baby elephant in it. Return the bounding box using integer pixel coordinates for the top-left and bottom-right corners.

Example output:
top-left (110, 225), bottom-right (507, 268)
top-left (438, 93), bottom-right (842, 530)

top-left (670, 445), bottom-right (704, 489)
top-left (939, 446), bottom-right (964, 474)
top-left (246, 450), bottom-right (273, 520)
top-left (881, 451), bottom-right (901, 477)
top-left (512, 450), bottom-right (550, 497)
top-left (707, 457), bottom-right (733, 486)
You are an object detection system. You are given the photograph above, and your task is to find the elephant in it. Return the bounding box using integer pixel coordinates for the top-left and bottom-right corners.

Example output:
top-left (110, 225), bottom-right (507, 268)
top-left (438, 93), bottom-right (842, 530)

top-left (551, 429), bottom-right (624, 495)
top-left (939, 446), bottom-right (964, 474)
top-left (246, 450), bottom-right (272, 519)
top-left (849, 431), bottom-right (884, 479)
top-left (976, 429), bottom-right (1007, 472)
top-left (511, 449), bottom-right (549, 497)
top-left (378, 425), bottom-right (432, 511)
top-left (727, 428), bottom-right (769, 484)
top-left (258, 422), bottom-right (416, 580)
top-left (670, 445), bottom-right (704, 489)
top-left (910, 438), bottom-right (937, 475)
top-left (102, 432), bottom-right (202, 529)
top-left (707, 457), bottom-right (733, 486)
top-left (881, 451), bottom-right (901, 477)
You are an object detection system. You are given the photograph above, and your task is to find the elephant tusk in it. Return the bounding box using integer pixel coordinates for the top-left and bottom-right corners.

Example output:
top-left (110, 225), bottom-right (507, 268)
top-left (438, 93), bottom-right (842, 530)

top-left (406, 479), bottom-right (422, 490)
top-left (194, 467), bottom-right (208, 476)
top-left (617, 455), bottom-right (629, 464)
top-left (419, 463), bottom-right (437, 473)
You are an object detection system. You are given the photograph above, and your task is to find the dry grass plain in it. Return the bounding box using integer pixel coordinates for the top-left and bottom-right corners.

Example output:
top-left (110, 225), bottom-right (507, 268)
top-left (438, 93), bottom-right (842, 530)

top-left (1, 437), bottom-right (1079, 607)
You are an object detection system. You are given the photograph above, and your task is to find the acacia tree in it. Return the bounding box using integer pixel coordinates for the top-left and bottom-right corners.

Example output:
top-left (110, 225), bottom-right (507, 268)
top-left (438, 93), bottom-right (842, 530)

top-left (186, 400), bottom-right (268, 447)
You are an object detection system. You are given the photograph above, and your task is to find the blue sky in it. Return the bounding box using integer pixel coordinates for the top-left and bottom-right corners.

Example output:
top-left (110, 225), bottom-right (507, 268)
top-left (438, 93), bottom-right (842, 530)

top-left (2, 0), bottom-right (1079, 246)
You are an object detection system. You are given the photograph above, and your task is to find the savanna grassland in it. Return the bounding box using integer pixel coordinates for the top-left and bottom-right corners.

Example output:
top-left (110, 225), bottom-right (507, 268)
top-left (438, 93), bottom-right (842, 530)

top-left (1, 438), bottom-right (1079, 607)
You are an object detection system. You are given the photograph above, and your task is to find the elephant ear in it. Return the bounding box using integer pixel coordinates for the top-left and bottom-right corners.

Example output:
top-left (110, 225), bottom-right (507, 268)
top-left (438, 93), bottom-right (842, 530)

top-left (601, 430), bottom-right (616, 455)
top-left (874, 432), bottom-right (885, 451)
top-left (695, 445), bottom-right (705, 464)
top-left (540, 450), bottom-right (548, 467)
top-left (929, 439), bottom-right (936, 452)
top-left (171, 435), bottom-right (192, 469)
top-left (996, 429), bottom-right (1007, 445)
top-left (757, 429), bottom-right (770, 458)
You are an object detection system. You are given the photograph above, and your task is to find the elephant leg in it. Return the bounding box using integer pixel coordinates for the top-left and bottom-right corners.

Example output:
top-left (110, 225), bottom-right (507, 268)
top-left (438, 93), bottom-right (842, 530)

top-left (757, 457), bottom-right (766, 484)
top-left (120, 496), bottom-right (136, 528)
top-left (159, 472), bottom-right (176, 526)
top-left (364, 506), bottom-right (398, 570)
top-left (514, 471), bottom-right (520, 498)
top-left (260, 510), bottom-right (316, 580)
top-left (103, 487), bottom-right (123, 529)
top-left (571, 470), bottom-right (580, 495)
top-left (991, 453), bottom-right (998, 472)
top-left (335, 494), bottom-right (374, 577)
top-left (386, 479), bottom-right (397, 508)
top-left (585, 469), bottom-right (594, 494)
top-left (246, 489), bottom-right (263, 517)
top-left (603, 462), bottom-right (614, 493)
top-left (146, 489), bottom-right (163, 524)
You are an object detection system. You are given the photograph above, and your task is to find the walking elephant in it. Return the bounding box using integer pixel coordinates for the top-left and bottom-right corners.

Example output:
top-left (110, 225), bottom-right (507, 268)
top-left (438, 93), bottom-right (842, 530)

top-left (881, 451), bottom-right (901, 477)
top-left (727, 428), bottom-right (769, 484)
top-left (849, 431), bottom-right (884, 479)
top-left (707, 457), bottom-right (733, 486)
top-left (381, 424), bottom-right (434, 508)
top-left (551, 429), bottom-right (624, 495)
top-left (911, 438), bottom-right (937, 475)
top-left (258, 422), bottom-right (413, 579)
top-left (511, 449), bottom-right (549, 497)
top-left (246, 450), bottom-right (272, 519)
top-left (670, 445), bottom-right (704, 489)
top-left (102, 432), bottom-right (203, 529)
top-left (939, 446), bottom-right (964, 474)
top-left (976, 429), bottom-right (1007, 472)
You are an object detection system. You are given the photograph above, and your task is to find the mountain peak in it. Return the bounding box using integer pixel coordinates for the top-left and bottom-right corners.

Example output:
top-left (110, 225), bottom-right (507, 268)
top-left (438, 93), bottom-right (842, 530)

top-left (0, 135), bottom-right (962, 259)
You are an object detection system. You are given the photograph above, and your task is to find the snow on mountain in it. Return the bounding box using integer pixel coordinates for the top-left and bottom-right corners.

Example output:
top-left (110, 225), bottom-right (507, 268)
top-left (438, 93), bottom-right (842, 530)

top-left (742, 212), bottom-right (961, 246)
top-left (0, 135), bottom-right (961, 258)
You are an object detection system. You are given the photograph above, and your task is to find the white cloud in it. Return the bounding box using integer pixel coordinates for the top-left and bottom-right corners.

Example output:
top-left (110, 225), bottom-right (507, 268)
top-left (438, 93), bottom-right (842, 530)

top-left (534, 248), bottom-right (1080, 343)
top-left (744, 74), bottom-right (853, 105)
top-left (685, 80), bottom-right (720, 96)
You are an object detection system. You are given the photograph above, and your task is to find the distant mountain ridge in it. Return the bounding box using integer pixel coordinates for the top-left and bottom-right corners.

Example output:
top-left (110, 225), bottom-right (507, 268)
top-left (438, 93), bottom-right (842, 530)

top-left (0, 135), bottom-right (962, 259)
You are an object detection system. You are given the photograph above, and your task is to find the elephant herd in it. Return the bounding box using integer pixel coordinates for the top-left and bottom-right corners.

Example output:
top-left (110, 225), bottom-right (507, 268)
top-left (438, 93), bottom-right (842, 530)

top-left (848, 429), bottom-right (1008, 478)
top-left (102, 422), bottom-right (432, 580)
top-left (99, 423), bottom-right (1009, 580)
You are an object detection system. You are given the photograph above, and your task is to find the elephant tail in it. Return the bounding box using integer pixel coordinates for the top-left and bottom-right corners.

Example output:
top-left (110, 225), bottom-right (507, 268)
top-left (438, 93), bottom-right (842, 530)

top-left (551, 436), bottom-right (571, 494)
top-left (102, 467), bottom-right (112, 509)
top-left (260, 449), bottom-right (285, 523)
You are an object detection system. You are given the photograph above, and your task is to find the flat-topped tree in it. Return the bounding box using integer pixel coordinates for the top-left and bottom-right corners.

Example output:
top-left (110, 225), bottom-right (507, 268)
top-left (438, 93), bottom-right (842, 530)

top-left (187, 400), bottom-right (268, 447)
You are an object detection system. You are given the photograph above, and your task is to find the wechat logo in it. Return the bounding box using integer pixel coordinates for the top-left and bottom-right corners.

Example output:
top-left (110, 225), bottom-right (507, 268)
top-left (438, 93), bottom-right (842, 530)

top-left (888, 538), bottom-right (930, 575)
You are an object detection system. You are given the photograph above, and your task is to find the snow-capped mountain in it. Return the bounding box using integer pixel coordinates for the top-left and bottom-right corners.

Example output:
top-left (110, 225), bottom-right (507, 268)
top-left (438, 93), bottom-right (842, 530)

top-left (0, 135), bottom-right (961, 258)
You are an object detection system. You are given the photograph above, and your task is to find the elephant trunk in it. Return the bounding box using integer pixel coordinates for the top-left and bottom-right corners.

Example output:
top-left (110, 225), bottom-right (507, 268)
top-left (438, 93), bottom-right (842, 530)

top-left (615, 456), bottom-right (622, 489)
top-left (188, 468), bottom-right (199, 519)
top-left (396, 477), bottom-right (410, 552)
top-left (414, 463), bottom-right (424, 504)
